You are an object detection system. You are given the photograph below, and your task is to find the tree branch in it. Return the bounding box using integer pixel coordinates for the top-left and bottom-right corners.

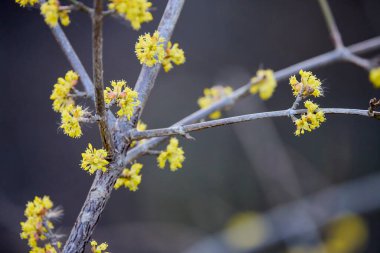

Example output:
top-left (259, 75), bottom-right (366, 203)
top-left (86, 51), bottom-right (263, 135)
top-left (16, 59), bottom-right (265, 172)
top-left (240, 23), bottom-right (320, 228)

top-left (128, 108), bottom-right (371, 141)
top-left (92, 0), bottom-right (115, 154)
top-left (123, 36), bottom-right (380, 165)
top-left (127, 0), bottom-right (186, 128)
top-left (61, 1), bottom-right (186, 252)
top-left (318, 0), bottom-right (344, 48)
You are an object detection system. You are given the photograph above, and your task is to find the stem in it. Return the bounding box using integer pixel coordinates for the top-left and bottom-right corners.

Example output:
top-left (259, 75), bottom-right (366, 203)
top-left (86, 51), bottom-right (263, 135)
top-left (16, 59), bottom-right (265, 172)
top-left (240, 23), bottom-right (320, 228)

top-left (318, 0), bottom-right (344, 48)
top-left (127, 0), bottom-right (186, 128)
top-left (123, 36), bottom-right (380, 165)
top-left (92, 0), bottom-right (114, 155)
top-left (129, 108), bottom-right (371, 141)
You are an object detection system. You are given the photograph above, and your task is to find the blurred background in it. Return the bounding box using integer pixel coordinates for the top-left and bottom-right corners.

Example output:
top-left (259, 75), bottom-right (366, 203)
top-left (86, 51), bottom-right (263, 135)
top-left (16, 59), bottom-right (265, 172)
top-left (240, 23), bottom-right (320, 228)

top-left (1, 0), bottom-right (380, 252)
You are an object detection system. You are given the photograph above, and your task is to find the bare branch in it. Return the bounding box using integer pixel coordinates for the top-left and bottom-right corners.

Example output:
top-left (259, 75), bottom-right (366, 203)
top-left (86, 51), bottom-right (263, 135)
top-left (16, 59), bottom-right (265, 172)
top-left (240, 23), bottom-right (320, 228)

top-left (68, 0), bottom-right (93, 14)
top-left (129, 108), bottom-right (371, 140)
top-left (318, 0), bottom-right (344, 48)
top-left (123, 36), bottom-right (380, 165)
top-left (92, 0), bottom-right (115, 154)
top-left (128, 0), bottom-right (186, 127)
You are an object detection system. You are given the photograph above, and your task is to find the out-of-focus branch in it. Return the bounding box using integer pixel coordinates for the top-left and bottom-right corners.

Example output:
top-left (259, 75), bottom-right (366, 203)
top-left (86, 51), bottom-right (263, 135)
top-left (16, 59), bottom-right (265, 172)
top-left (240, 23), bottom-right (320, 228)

top-left (318, 0), bottom-right (344, 48)
top-left (128, 108), bottom-right (371, 141)
top-left (183, 172), bottom-right (380, 253)
top-left (68, 0), bottom-right (93, 14)
top-left (318, 0), bottom-right (372, 69)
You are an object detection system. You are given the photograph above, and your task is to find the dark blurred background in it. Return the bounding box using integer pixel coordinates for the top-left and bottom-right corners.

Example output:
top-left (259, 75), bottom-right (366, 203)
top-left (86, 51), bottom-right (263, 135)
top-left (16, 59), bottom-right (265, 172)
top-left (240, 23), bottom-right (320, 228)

top-left (1, 0), bottom-right (380, 252)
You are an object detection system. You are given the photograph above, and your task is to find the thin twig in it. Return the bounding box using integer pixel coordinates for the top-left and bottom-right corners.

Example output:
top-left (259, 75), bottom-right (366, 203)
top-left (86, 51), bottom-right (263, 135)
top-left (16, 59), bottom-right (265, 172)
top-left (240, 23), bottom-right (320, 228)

top-left (128, 108), bottom-right (371, 141)
top-left (123, 36), bottom-right (380, 165)
top-left (318, 0), bottom-right (344, 48)
top-left (92, 0), bottom-right (115, 155)
top-left (68, 0), bottom-right (93, 14)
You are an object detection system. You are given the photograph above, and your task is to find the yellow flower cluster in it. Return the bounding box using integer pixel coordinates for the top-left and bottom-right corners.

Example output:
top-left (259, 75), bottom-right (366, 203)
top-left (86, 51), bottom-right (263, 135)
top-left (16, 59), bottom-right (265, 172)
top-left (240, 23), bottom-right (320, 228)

top-left (108, 0), bottom-right (153, 30)
top-left (290, 70), bottom-right (323, 97)
top-left (40, 0), bottom-right (71, 28)
top-left (250, 69), bottom-right (277, 100)
top-left (15, 0), bottom-right (38, 7)
top-left (81, 144), bottom-right (109, 174)
top-left (20, 196), bottom-right (61, 253)
top-left (60, 104), bottom-right (85, 138)
top-left (135, 31), bottom-right (165, 67)
top-left (104, 80), bottom-right (140, 120)
top-left (91, 240), bottom-right (109, 253)
top-left (157, 138), bottom-right (185, 171)
top-left (198, 86), bottom-right (233, 119)
top-left (130, 120), bottom-right (147, 147)
top-left (369, 67), bottom-right (380, 88)
top-left (50, 70), bottom-right (78, 113)
top-left (294, 100), bottom-right (326, 136)
top-left (162, 42), bottom-right (186, 72)
top-left (114, 163), bottom-right (143, 191)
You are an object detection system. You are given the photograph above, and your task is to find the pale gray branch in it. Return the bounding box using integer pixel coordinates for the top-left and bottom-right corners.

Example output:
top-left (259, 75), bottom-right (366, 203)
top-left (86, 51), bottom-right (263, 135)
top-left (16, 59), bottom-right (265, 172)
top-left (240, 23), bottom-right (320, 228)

top-left (128, 108), bottom-right (371, 141)
top-left (128, 0), bottom-right (186, 127)
top-left (123, 36), bottom-right (380, 165)
top-left (318, 0), bottom-right (344, 48)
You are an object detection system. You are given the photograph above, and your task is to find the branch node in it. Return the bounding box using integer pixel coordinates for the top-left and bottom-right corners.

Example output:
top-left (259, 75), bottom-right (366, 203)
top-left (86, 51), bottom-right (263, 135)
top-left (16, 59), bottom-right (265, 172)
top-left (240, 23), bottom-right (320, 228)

top-left (368, 98), bottom-right (380, 120)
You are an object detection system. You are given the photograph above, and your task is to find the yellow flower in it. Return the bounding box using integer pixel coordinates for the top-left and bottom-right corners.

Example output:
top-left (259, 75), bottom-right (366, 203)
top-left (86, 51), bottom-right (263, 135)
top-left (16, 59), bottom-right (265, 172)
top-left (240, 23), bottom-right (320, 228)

top-left (40, 0), bottom-right (71, 27)
top-left (104, 80), bottom-right (140, 120)
top-left (130, 120), bottom-right (147, 147)
top-left (114, 163), bottom-right (143, 191)
top-left (15, 0), bottom-right (38, 7)
top-left (108, 0), bottom-right (153, 30)
top-left (60, 105), bottom-right (84, 138)
top-left (20, 196), bottom-right (61, 252)
top-left (294, 101), bottom-right (326, 136)
top-left (162, 42), bottom-right (186, 72)
top-left (369, 67), bottom-right (380, 88)
top-left (290, 70), bottom-right (323, 97)
top-left (197, 86), bottom-right (233, 119)
top-left (250, 69), bottom-right (277, 100)
top-left (157, 138), bottom-right (185, 171)
top-left (50, 70), bottom-right (79, 113)
top-left (81, 144), bottom-right (109, 174)
top-left (135, 31), bottom-right (165, 67)
top-left (91, 240), bottom-right (110, 253)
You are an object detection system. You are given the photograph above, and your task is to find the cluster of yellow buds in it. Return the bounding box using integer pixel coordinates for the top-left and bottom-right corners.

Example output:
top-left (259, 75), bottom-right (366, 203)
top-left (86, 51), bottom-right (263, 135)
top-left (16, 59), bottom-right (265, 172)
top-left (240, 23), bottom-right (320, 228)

top-left (50, 71), bottom-right (88, 138)
top-left (91, 240), bottom-right (110, 253)
top-left (162, 42), bottom-right (186, 72)
top-left (104, 80), bottom-right (140, 120)
top-left (250, 69), bottom-right (277, 100)
top-left (40, 0), bottom-right (71, 27)
top-left (294, 100), bottom-right (326, 136)
top-left (198, 85), bottom-right (233, 119)
top-left (290, 69), bottom-right (323, 98)
top-left (369, 67), bottom-right (380, 88)
top-left (81, 144), bottom-right (109, 174)
top-left (20, 196), bottom-right (62, 253)
top-left (135, 31), bottom-right (185, 71)
top-left (114, 163), bottom-right (143, 191)
top-left (15, 0), bottom-right (39, 7)
top-left (108, 0), bottom-right (153, 30)
top-left (157, 138), bottom-right (185, 171)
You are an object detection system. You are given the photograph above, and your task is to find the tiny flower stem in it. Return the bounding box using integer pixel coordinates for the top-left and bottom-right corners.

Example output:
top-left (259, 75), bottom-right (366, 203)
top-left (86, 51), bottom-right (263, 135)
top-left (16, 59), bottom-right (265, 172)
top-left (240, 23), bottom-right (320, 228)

top-left (42, 218), bottom-right (62, 253)
top-left (145, 150), bottom-right (162, 156)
